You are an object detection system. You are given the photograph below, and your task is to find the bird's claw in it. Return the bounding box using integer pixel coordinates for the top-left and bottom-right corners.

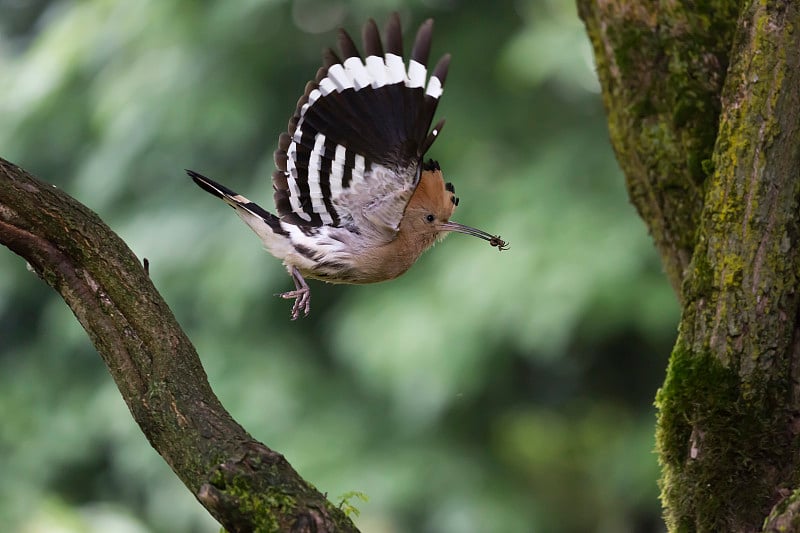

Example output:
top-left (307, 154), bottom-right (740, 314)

top-left (276, 265), bottom-right (312, 320)
top-left (278, 287), bottom-right (311, 320)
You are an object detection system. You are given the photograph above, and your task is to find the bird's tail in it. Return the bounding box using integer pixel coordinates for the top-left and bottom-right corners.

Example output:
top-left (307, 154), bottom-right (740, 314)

top-left (187, 170), bottom-right (289, 241)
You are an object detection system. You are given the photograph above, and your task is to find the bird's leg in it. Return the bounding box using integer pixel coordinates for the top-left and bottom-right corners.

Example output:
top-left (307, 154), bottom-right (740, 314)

top-left (278, 266), bottom-right (311, 320)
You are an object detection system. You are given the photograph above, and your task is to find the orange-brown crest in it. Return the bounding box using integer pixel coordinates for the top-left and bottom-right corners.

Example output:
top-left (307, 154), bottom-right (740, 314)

top-left (404, 162), bottom-right (509, 252)
top-left (398, 159), bottom-right (507, 258)
top-left (407, 168), bottom-right (458, 222)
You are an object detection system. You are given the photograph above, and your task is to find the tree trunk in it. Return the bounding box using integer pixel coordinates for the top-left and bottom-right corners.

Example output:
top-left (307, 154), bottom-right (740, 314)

top-left (0, 158), bottom-right (358, 533)
top-left (579, 0), bottom-right (800, 531)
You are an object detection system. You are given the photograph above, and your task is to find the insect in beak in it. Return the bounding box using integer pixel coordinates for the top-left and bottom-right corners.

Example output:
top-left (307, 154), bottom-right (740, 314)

top-left (439, 221), bottom-right (509, 251)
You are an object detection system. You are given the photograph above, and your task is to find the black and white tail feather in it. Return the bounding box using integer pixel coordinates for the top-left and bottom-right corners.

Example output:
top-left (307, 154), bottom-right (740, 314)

top-left (188, 13), bottom-right (450, 319)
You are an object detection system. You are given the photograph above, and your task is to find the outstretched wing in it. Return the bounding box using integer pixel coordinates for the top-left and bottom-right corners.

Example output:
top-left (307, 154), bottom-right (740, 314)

top-left (272, 13), bottom-right (450, 237)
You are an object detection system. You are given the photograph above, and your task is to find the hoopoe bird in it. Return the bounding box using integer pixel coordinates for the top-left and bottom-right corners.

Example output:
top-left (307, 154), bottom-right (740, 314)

top-left (188, 13), bottom-right (507, 320)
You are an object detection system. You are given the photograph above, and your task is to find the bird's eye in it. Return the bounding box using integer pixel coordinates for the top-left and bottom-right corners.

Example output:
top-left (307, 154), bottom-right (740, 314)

top-left (425, 214), bottom-right (435, 223)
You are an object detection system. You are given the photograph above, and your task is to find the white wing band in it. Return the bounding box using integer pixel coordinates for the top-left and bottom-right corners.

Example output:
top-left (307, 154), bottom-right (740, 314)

top-left (407, 60), bottom-right (426, 89)
top-left (365, 55), bottom-right (387, 88)
top-left (425, 76), bottom-right (443, 99)
top-left (307, 133), bottom-right (333, 225)
top-left (344, 57), bottom-right (371, 91)
top-left (330, 144), bottom-right (346, 198)
top-left (286, 140), bottom-right (312, 222)
top-left (385, 53), bottom-right (406, 85)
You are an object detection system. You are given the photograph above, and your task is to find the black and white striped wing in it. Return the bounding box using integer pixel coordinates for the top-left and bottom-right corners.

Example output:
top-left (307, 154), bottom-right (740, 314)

top-left (272, 14), bottom-right (449, 235)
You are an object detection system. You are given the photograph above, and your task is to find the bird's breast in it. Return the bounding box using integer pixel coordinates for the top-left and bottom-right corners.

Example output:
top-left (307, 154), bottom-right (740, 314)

top-left (291, 230), bottom-right (430, 285)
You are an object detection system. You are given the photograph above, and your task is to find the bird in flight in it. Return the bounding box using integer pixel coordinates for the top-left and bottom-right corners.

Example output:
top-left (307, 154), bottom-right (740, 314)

top-left (188, 13), bottom-right (507, 319)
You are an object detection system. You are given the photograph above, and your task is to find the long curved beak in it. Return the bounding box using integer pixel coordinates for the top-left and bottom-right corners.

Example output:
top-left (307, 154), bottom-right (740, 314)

top-left (440, 221), bottom-right (509, 251)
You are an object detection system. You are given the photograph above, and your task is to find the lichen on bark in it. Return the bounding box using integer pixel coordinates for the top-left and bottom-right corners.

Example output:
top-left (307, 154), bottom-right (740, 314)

top-left (581, 0), bottom-right (800, 531)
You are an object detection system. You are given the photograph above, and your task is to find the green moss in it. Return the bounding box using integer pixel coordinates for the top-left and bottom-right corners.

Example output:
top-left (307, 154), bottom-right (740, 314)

top-left (657, 342), bottom-right (792, 532)
top-left (682, 243), bottom-right (711, 300)
top-left (701, 158), bottom-right (715, 177)
top-left (586, 0), bottom-right (741, 296)
top-left (209, 468), bottom-right (299, 533)
top-left (719, 253), bottom-right (744, 289)
top-left (584, 1), bottom-right (800, 531)
top-left (615, 31), bottom-right (662, 91)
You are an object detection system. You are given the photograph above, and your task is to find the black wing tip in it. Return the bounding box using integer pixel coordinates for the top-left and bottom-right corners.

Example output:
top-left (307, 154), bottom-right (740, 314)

top-left (418, 118), bottom-right (446, 156)
top-left (411, 18), bottom-right (434, 65)
top-left (189, 169), bottom-right (285, 229)
top-left (187, 169), bottom-right (229, 199)
top-left (323, 47), bottom-right (341, 69)
top-left (362, 18), bottom-right (383, 56)
top-left (186, 168), bottom-right (211, 187)
top-left (337, 27), bottom-right (361, 59)
top-left (433, 53), bottom-right (451, 86)
top-left (384, 11), bottom-right (403, 55)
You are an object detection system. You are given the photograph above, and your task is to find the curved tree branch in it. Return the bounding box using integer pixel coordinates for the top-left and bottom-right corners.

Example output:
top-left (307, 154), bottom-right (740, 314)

top-left (0, 157), bottom-right (357, 533)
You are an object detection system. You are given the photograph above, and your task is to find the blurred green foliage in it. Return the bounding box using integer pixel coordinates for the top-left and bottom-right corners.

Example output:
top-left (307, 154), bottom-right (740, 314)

top-left (0, 0), bottom-right (678, 532)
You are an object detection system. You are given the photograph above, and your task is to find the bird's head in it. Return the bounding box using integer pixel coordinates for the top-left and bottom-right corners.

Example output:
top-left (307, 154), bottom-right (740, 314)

top-left (403, 159), bottom-right (508, 251)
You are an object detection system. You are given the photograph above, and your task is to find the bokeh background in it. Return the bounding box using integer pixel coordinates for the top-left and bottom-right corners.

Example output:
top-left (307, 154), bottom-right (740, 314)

top-left (0, 1), bottom-right (679, 532)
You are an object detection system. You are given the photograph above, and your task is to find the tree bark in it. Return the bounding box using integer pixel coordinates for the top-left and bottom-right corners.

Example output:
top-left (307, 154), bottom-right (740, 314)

top-left (580, 0), bottom-right (800, 531)
top-left (0, 158), bottom-right (358, 533)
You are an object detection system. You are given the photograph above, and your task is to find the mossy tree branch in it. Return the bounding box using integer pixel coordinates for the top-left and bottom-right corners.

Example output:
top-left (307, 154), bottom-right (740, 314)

top-left (581, 0), bottom-right (800, 531)
top-left (0, 157), bottom-right (358, 533)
